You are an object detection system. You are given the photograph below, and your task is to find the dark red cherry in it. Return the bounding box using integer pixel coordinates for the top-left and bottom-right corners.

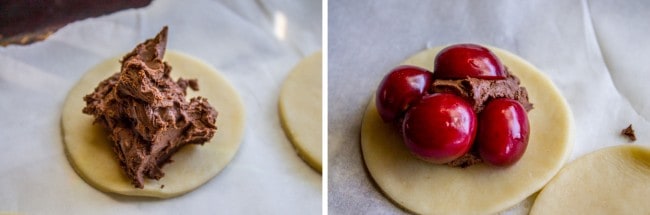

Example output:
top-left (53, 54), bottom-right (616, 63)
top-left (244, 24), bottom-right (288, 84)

top-left (476, 98), bottom-right (530, 166)
top-left (402, 93), bottom-right (477, 164)
top-left (376, 65), bottom-right (433, 123)
top-left (433, 44), bottom-right (506, 80)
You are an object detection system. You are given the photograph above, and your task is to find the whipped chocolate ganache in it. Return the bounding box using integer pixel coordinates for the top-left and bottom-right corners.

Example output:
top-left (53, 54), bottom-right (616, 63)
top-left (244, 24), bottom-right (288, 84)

top-left (82, 27), bottom-right (218, 188)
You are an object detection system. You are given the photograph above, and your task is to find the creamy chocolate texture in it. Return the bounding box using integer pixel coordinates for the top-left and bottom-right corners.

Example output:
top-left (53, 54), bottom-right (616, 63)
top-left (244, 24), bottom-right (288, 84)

top-left (82, 27), bottom-right (218, 188)
top-left (431, 68), bottom-right (533, 113)
top-left (432, 68), bottom-right (533, 167)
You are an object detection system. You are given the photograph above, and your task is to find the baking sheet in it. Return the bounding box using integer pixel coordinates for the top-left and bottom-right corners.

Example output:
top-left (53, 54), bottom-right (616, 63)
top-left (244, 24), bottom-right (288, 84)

top-left (328, 0), bottom-right (650, 214)
top-left (0, 0), bottom-right (321, 214)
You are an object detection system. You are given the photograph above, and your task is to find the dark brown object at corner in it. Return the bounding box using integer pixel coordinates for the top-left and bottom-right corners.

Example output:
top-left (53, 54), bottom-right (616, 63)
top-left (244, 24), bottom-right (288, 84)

top-left (0, 0), bottom-right (152, 46)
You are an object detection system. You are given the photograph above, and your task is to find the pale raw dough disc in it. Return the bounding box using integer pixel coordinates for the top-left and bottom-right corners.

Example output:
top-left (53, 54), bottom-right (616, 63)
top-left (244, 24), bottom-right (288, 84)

top-left (361, 45), bottom-right (574, 214)
top-left (62, 51), bottom-right (246, 198)
top-left (530, 145), bottom-right (650, 215)
top-left (279, 51), bottom-right (323, 173)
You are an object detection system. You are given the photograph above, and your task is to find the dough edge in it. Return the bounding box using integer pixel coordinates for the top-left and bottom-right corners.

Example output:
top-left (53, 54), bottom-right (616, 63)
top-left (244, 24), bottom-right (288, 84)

top-left (279, 51), bottom-right (323, 173)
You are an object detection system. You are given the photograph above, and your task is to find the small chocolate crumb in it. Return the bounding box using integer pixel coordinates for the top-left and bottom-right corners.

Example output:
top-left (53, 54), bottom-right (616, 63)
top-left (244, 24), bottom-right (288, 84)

top-left (160, 184), bottom-right (165, 189)
top-left (446, 153), bottom-right (483, 168)
top-left (621, 124), bottom-right (636, 142)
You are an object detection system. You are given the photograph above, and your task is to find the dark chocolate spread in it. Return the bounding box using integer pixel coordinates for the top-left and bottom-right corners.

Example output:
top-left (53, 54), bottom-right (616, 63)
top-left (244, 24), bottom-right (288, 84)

top-left (82, 27), bottom-right (218, 188)
top-left (431, 69), bottom-right (533, 113)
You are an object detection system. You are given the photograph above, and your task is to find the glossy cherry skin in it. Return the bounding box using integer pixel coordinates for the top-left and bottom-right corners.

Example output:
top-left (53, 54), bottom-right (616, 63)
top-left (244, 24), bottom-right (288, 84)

top-left (376, 65), bottom-right (433, 123)
top-left (433, 44), bottom-right (506, 80)
top-left (402, 93), bottom-right (477, 164)
top-left (476, 98), bottom-right (530, 167)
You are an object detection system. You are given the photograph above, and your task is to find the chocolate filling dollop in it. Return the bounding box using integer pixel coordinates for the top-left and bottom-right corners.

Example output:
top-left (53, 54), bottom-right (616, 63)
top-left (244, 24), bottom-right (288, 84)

top-left (431, 68), bottom-right (533, 167)
top-left (82, 27), bottom-right (218, 188)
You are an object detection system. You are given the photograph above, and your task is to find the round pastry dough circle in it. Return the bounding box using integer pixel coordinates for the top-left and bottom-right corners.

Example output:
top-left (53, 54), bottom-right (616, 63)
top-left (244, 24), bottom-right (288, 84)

top-left (530, 145), bottom-right (650, 215)
top-left (62, 51), bottom-right (245, 198)
top-left (361, 46), bottom-right (574, 214)
top-left (279, 51), bottom-right (323, 173)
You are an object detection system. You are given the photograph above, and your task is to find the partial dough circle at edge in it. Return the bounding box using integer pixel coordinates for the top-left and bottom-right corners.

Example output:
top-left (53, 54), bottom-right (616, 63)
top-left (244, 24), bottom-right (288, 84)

top-left (279, 51), bottom-right (323, 173)
top-left (530, 145), bottom-right (650, 215)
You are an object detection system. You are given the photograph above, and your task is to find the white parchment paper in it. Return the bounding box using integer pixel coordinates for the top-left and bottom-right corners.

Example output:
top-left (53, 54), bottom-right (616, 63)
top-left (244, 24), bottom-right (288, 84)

top-left (328, 0), bottom-right (650, 214)
top-left (0, 0), bottom-right (321, 214)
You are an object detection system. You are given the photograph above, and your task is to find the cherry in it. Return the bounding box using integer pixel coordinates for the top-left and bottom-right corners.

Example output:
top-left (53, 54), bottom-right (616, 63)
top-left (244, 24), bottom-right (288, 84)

top-left (433, 44), bottom-right (506, 80)
top-left (476, 98), bottom-right (530, 166)
top-left (402, 93), bottom-right (477, 164)
top-left (376, 65), bottom-right (433, 123)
